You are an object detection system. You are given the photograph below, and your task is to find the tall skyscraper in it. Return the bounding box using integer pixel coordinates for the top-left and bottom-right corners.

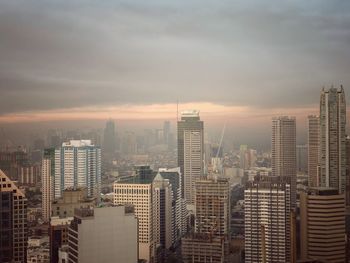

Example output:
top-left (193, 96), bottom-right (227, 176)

top-left (42, 148), bottom-right (55, 222)
top-left (0, 170), bottom-right (28, 263)
top-left (296, 145), bottom-right (308, 173)
top-left (307, 115), bottom-right (320, 188)
top-left (114, 166), bottom-right (156, 263)
top-left (319, 86), bottom-right (347, 193)
top-left (68, 206), bottom-right (138, 263)
top-left (245, 177), bottom-right (291, 263)
top-left (152, 173), bottom-right (173, 253)
top-left (102, 119), bottom-right (117, 156)
top-left (195, 178), bottom-right (230, 236)
top-left (163, 121), bottom-right (171, 147)
top-left (177, 110), bottom-right (204, 206)
top-left (272, 116), bottom-right (296, 209)
top-left (54, 140), bottom-right (101, 199)
top-left (300, 188), bottom-right (345, 263)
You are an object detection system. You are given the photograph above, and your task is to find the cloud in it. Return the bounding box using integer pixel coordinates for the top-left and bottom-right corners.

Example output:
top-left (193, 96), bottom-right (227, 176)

top-left (0, 0), bottom-right (350, 117)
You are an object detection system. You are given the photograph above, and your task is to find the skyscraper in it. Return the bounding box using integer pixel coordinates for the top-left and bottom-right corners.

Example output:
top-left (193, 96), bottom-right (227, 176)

top-left (307, 115), bottom-right (320, 188)
top-left (296, 145), bottom-right (308, 173)
top-left (346, 136), bottom-right (350, 206)
top-left (0, 170), bottom-right (28, 263)
top-left (42, 148), bottom-right (55, 222)
top-left (195, 178), bottom-right (230, 236)
top-left (102, 119), bottom-right (117, 156)
top-left (244, 177), bottom-right (291, 263)
top-left (177, 110), bottom-right (204, 206)
top-left (54, 140), bottom-right (101, 199)
top-left (319, 86), bottom-right (347, 193)
top-left (272, 116), bottom-right (296, 209)
top-left (300, 188), bottom-right (345, 263)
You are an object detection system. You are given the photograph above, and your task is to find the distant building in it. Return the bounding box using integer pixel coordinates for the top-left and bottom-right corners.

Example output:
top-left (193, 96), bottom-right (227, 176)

top-left (0, 149), bottom-right (28, 181)
top-left (307, 115), bottom-right (319, 188)
top-left (177, 110), bottom-right (204, 206)
top-left (50, 217), bottom-right (73, 263)
top-left (102, 120), bottom-right (117, 156)
top-left (18, 164), bottom-right (41, 186)
top-left (272, 116), bottom-right (296, 209)
top-left (319, 87), bottom-right (346, 193)
top-left (346, 136), bottom-right (350, 205)
top-left (0, 169), bottom-right (28, 263)
top-left (296, 145), bottom-right (308, 173)
top-left (67, 206), bottom-right (138, 263)
top-left (300, 188), bottom-right (345, 263)
top-left (244, 177), bottom-right (291, 263)
top-left (42, 148), bottom-right (55, 222)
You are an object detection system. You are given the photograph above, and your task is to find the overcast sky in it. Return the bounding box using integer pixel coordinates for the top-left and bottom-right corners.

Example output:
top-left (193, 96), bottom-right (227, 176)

top-left (0, 0), bottom-right (349, 123)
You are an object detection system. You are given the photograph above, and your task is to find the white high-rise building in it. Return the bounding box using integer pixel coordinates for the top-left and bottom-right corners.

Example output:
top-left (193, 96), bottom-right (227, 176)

top-left (272, 116), bottom-right (296, 209)
top-left (54, 140), bottom-right (101, 199)
top-left (177, 110), bottom-right (204, 206)
top-left (41, 140), bottom-right (101, 222)
top-left (245, 178), bottom-right (291, 263)
top-left (319, 86), bottom-right (347, 193)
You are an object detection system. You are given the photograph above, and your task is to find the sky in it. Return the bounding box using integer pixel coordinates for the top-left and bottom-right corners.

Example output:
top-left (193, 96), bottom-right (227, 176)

top-left (0, 0), bottom-right (349, 131)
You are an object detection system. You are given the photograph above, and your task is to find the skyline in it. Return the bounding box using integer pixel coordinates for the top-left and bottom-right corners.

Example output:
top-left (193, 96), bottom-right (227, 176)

top-left (1, 0), bottom-right (350, 124)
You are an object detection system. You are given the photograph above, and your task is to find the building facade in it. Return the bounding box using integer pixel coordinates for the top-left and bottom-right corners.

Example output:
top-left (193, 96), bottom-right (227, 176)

top-left (319, 87), bottom-right (346, 193)
top-left (67, 206), bottom-right (138, 263)
top-left (300, 188), bottom-right (345, 263)
top-left (177, 110), bottom-right (204, 206)
top-left (244, 178), bottom-right (291, 263)
top-left (0, 169), bottom-right (28, 263)
top-left (271, 116), bottom-right (296, 209)
top-left (308, 115), bottom-right (320, 188)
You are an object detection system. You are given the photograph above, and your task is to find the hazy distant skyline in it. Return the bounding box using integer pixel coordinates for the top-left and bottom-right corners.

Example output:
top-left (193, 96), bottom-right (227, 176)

top-left (0, 0), bottom-right (350, 124)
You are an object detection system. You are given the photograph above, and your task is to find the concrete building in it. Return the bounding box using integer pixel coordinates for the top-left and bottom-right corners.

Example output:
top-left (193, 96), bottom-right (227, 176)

top-left (177, 110), bottom-right (204, 206)
top-left (181, 234), bottom-right (228, 263)
top-left (300, 188), bottom-right (345, 263)
top-left (272, 116), bottom-right (296, 209)
top-left (42, 148), bottom-right (55, 222)
top-left (297, 145), bottom-right (308, 173)
top-left (319, 87), bottom-right (346, 193)
top-left (244, 177), bottom-right (291, 263)
top-left (51, 188), bottom-right (95, 218)
top-left (195, 178), bottom-right (230, 236)
top-left (0, 169), bottom-right (28, 263)
top-left (67, 206), bottom-right (138, 263)
top-left (159, 167), bottom-right (187, 245)
top-left (153, 173), bottom-right (173, 251)
top-left (50, 217), bottom-right (73, 263)
top-left (308, 115), bottom-right (320, 188)
top-left (18, 164), bottom-right (40, 186)
top-left (102, 119), bottom-right (117, 157)
top-left (114, 165), bottom-right (156, 263)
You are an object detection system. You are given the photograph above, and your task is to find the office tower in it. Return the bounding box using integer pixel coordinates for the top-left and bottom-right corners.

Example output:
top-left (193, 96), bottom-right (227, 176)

top-left (308, 115), bottom-right (320, 188)
top-left (319, 86), bottom-right (347, 193)
top-left (51, 188), bottom-right (95, 218)
top-left (245, 177), bottom-right (291, 263)
top-left (159, 167), bottom-right (187, 245)
top-left (296, 145), bottom-right (308, 173)
top-left (68, 206), bottom-right (138, 263)
top-left (153, 173), bottom-right (173, 255)
top-left (272, 116), bottom-right (296, 209)
top-left (54, 140), bottom-right (101, 199)
top-left (0, 170), bottom-right (28, 263)
top-left (114, 165), bottom-right (156, 263)
top-left (300, 188), bottom-right (345, 263)
top-left (50, 217), bottom-right (73, 263)
top-left (195, 178), bottom-right (230, 236)
top-left (102, 119), bottom-right (117, 156)
top-left (42, 148), bottom-right (55, 222)
top-left (177, 110), bottom-right (204, 205)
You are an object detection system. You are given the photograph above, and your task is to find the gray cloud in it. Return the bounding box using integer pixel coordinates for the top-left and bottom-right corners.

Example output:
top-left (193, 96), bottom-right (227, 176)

top-left (0, 0), bottom-right (350, 115)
